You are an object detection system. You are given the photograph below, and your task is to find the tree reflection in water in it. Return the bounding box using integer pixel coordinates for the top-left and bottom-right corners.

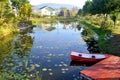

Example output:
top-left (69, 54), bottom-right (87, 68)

top-left (13, 34), bottom-right (33, 58)
top-left (80, 26), bottom-right (100, 53)
top-left (0, 32), bottom-right (35, 79)
top-left (0, 34), bottom-right (16, 73)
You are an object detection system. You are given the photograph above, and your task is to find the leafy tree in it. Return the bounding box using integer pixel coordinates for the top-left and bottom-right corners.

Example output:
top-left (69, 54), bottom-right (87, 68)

top-left (0, 0), bottom-right (8, 19)
top-left (90, 0), bottom-right (109, 14)
top-left (4, 2), bottom-right (15, 20)
top-left (77, 9), bottom-right (83, 16)
top-left (83, 0), bottom-right (92, 15)
top-left (10, 0), bottom-right (29, 16)
top-left (19, 3), bottom-right (32, 20)
top-left (108, 0), bottom-right (120, 28)
top-left (82, 0), bottom-right (120, 29)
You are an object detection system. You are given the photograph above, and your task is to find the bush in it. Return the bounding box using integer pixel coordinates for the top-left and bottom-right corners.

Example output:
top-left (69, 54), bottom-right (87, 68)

top-left (0, 19), bottom-right (4, 25)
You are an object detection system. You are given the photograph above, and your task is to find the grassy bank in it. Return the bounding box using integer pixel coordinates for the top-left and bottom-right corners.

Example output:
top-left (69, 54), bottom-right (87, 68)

top-left (57, 17), bottom-right (78, 22)
top-left (80, 20), bottom-right (110, 52)
top-left (80, 19), bottom-right (120, 56)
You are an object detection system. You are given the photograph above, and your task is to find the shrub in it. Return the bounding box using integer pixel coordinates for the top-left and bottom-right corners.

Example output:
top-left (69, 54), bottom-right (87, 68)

top-left (0, 19), bottom-right (4, 25)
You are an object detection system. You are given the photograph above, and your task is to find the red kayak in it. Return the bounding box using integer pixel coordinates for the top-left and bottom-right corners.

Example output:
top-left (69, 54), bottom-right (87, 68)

top-left (70, 51), bottom-right (108, 62)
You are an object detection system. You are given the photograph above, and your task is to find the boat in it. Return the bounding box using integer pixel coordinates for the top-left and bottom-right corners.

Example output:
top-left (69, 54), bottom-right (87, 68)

top-left (70, 51), bottom-right (108, 63)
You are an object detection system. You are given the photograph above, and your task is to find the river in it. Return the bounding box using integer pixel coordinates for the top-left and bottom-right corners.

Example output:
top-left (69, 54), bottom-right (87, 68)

top-left (0, 21), bottom-right (91, 80)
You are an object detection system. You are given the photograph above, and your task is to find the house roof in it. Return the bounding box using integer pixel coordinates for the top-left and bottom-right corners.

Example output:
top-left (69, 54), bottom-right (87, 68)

top-left (39, 6), bottom-right (55, 11)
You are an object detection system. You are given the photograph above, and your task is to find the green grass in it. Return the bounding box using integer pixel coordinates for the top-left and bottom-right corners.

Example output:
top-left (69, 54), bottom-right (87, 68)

top-left (80, 20), bottom-right (111, 53)
top-left (57, 17), bottom-right (78, 22)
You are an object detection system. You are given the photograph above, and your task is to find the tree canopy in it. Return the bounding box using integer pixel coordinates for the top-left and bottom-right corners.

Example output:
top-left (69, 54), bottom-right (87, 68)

top-left (0, 0), bottom-right (32, 21)
top-left (83, 0), bottom-right (92, 14)
top-left (82, 0), bottom-right (120, 15)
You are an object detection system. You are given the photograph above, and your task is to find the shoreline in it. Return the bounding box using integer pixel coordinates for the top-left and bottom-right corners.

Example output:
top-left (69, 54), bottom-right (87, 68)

top-left (80, 20), bottom-right (120, 56)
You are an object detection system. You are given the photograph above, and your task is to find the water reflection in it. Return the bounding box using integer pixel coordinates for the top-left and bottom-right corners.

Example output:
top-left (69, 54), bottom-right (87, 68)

top-left (0, 33), bottom-right (34, 79)
top-left (13, 34), bottom-right (33, 58)
top-left (59, 21), bottom-right (78, 31)
top-left (0, 21), bottom-right (89, 80)
top-left (70, 61), bottom-right (97, 67)
top-left (0, 34), bottom-right (16, 73)
top-left (39, 22), bottom-right (56, 31)
top-left (81, 25), bottom-right (100, 53)
top-left (19, 26), bottom-right (33, 34)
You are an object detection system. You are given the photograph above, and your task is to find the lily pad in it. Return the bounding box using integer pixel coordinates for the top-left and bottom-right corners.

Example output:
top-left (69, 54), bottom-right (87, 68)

top-left (48, 54), bottom-right (52, 56)
top-left (42, 68), bottom-right (47, 71)
top-left (62, 71), bottom-right (66, 74)
top-left (49, 72), bottom-right (53, 76)
top-left (48, 69), bottom-right (52, 71)
top-left (63, 64), bottom-right (68, 67)
top-left (35, 64), bottom-right (40, 67)
top-left (58, 64), bottom-right (62, 67)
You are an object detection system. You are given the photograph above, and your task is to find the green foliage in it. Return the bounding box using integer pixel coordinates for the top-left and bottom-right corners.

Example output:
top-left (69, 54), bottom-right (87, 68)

top-left (77, 9), bottom-right (83, 16)
top-left (82, 0), bottom-right (120, 15)
top-left (91, 0), bottom-right (110, 14)
top-left (19, 3), bottom-right (32, 20)
top-left (10, 0), bottom-right (32, 20)
top-left (110, 13), bottom-right (118, 28)
top-left (0, 77), bottom-right (3, 80)
top-left (83, 0), bottom-right (92, 15)
top-left (0, 0), bottom-right (8, 18)
top-left (31, 13), bottom-right (41, 18)
top-left (10, 0), bottom-right (29, 11)
top-left (111, 15), bottom-right (117, 23)
top-left (0, 0), bottom-right (32, 38)
top-left (0, 19), bottom-right (4, 25)
top-left (81, 0), bottom-right (120, 29)
top-left (80, 20), bottom-right (111, 52)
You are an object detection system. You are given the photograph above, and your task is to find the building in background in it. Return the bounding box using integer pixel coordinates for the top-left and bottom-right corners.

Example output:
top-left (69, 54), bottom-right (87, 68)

top-left (38, 6), bottom-right (56, 16)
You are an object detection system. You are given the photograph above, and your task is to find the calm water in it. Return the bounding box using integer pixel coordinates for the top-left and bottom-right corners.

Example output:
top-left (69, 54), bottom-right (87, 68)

top-left (0, 21), bottom-right (89, 80)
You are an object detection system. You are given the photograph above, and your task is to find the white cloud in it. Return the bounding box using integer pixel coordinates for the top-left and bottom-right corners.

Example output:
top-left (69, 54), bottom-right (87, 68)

top-left (29, 0), bottom-right (87, 8)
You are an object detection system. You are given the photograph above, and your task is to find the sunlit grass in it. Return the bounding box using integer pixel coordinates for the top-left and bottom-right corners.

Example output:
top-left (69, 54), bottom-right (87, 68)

top-left (112, 23), bottom-right (120, 34)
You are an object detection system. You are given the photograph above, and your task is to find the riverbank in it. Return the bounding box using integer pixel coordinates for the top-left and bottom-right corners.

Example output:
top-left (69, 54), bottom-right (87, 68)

top-left (31, 17), bottom-right (77, 25)
top-left (0, 23), bottom-right (18, 39)
top-left (80, 20), bottom-right (120, 56)
top-left (0, 20), bottom-right (34, 39)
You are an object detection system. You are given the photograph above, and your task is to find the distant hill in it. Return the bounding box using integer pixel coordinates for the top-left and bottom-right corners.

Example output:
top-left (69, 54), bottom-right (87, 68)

top-left (33, 3), bottom-right (78, 9)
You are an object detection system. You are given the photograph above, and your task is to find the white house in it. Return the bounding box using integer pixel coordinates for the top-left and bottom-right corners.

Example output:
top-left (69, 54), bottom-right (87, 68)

top-left (39, 6), bottom-right (56, 16)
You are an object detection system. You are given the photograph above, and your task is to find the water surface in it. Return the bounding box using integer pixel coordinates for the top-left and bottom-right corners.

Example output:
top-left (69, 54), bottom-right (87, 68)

top-left (0, 21), bottom-right (89, 80)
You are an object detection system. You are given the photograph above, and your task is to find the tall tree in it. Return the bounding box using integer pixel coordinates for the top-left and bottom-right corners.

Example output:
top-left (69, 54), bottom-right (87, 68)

top-left (83, 0), bottom-right (120, 28)
top-left (88, 0), bottom-right (120, 15)
top-left (19, 3), bottom-right (32, 20)
top-left (77, 9), bottom-right (83, 16)
top-left (83, 0), bottom-right (92, 15)
top-left (10, 0), bottom-right (29, 16)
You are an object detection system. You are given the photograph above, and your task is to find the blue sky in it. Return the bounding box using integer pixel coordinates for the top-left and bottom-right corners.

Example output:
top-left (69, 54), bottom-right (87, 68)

top-left (29, 0), bottom-right (87, 8)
